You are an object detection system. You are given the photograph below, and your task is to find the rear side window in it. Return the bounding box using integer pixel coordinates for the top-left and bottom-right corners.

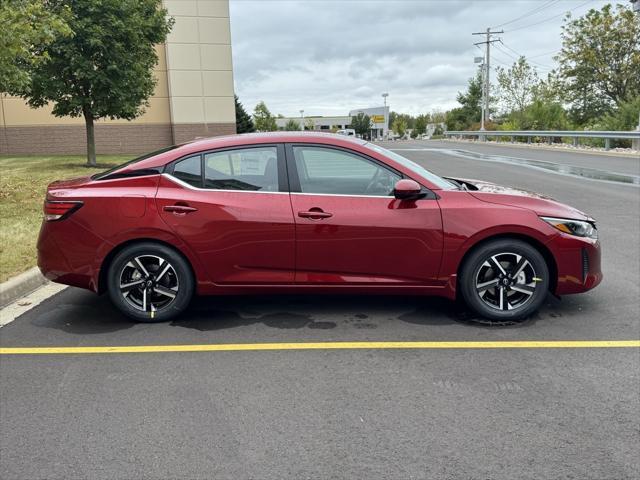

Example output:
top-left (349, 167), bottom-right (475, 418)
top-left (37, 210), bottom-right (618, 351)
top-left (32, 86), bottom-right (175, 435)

top-left (203, 146), bottom-right (279, 191)
top-left (172, 155), bottom-right (202, 187)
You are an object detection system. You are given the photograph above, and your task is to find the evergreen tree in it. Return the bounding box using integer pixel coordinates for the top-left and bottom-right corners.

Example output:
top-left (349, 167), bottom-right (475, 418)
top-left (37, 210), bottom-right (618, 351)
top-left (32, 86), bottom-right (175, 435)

top-left (235, 95), bottom-right (255, 133)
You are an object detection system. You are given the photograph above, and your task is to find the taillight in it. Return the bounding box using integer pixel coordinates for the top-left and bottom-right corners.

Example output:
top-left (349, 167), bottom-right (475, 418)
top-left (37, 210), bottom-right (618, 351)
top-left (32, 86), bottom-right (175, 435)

top-left (43, 200), bottom-right (83, 221)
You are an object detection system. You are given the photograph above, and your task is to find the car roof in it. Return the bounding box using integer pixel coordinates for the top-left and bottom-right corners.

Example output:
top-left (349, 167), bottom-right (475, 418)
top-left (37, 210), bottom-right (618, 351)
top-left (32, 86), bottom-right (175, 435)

top-left (184, 131), bottom-right (367, 150)
top-left (122, 132), bottom-right (368, 171)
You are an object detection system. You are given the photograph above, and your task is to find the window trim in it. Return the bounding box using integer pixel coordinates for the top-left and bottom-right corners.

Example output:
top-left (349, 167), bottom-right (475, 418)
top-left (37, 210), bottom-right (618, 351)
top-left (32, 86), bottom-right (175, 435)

top-left (284, 143), bottom-right (436, 199)
top-left (165, 143), bottom-right (288, 193)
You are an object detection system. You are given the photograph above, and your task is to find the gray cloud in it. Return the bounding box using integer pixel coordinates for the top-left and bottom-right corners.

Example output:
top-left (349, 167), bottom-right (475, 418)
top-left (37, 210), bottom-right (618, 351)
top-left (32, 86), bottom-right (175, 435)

top-left (230, 0), bottom-right (611, 116)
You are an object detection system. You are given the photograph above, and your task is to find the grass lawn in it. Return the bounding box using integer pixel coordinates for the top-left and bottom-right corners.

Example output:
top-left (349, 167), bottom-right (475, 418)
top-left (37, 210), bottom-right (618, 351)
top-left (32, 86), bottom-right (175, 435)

top-left (0, 155), bottom-right (130, 283)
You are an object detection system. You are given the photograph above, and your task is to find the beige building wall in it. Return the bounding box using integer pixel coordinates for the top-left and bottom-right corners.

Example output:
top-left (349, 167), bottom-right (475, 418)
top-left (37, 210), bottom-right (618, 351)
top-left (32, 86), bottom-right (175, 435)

top-left (164, 0), bottom-right (236, 143)
top-left (0, 0), bottom-right (235, 155)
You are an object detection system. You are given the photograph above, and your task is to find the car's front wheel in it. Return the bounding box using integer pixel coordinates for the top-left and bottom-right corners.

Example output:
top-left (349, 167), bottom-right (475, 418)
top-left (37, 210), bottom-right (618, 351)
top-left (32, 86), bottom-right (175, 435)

top-left (459, 239), bottom-right (549, 323)
top-left (107, 242), bottom-right (194, 322)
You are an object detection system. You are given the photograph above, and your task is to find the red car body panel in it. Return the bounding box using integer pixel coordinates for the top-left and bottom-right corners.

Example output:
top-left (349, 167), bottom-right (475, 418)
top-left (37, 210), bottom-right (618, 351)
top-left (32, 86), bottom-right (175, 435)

top-left (37, 132), bottom-right (602, 301)
top-left (290, 193), bottom-right (443, 285)
top-left (156, 174), bottom-right (296, 285)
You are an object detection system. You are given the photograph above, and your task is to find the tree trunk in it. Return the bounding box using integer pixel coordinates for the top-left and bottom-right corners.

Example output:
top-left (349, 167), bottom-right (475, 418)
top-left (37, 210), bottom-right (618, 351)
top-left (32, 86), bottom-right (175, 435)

top-left (83, 111), bottom-right (96, 167)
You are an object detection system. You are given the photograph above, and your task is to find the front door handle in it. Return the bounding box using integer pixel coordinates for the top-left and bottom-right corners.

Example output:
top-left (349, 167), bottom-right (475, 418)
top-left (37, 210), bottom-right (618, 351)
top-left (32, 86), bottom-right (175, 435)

top-left (164, 204), bottom-right (198, 214)
top-left (298, 209), bottom-right (333, 220)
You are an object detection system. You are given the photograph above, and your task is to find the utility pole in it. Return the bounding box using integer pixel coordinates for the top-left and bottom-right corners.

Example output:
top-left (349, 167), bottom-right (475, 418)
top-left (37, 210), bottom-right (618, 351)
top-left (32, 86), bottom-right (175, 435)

top-left (472, 28), bottom-right (503, 131)
top-left (381, 93), bottom-right (389, 139)
top-left (299, 109), bottom-right (304, 131)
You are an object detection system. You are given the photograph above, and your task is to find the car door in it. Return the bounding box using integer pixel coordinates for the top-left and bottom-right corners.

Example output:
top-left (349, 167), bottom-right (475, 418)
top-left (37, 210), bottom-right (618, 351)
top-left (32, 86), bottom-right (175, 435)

top-left (156, 144), bottom-right (295, 284)
top-left (286, 144), bottom-right (443, 285)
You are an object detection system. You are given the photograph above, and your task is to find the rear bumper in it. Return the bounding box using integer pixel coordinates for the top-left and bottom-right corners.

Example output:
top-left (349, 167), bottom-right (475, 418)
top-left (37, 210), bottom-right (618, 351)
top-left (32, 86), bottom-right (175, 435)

top-left (37, 220), bottom-right (102, 292)
top-left (548, 233), bottom-right (602, 295)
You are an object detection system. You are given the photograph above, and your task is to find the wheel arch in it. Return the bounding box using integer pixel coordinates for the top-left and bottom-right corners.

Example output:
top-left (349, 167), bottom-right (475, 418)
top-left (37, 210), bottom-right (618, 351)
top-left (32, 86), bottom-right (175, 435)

top-left (456, 233), bottom-right (558, 296)
top-left (98, 238), bottom-right (196, 294)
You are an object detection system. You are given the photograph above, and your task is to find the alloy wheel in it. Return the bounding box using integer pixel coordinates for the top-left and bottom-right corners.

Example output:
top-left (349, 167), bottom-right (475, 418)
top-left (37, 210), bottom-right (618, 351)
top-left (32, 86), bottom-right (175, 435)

top-left (475, 252), bottom-right (538, 311)
top-left (119, 255), bottom-right (179, 313)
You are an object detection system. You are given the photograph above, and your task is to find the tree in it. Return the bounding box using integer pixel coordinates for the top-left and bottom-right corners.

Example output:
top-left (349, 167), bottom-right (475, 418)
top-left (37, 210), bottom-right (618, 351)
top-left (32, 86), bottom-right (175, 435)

top-left (429, 110), bottom-right (447, 123)
top-left (392, 117), bottom-right (407, 137)
top-left (600, 95), bottom-right (640, 147)
top-left (253, 101), bottom-right (277, 131)
top-left (0, 0), bottom-right (71, 93)
top-left (235, 95), bottom-right (255, 133)
top-left (388, 111), bottom-right (414, 130)
top-left (284, 119), bottom-right (300, 131)
top-left (446, 68), bottom-right (483, 130)
top-left (16, 0), bottom-right (173, 166)
top-left (557, 3), bottom-right (640, 125)
top-left (521, 100), bottom-right (568, 130)
top-left (350, 112), bottom-right (371, 137)
top-left (304, 118), bottom-right (314, 131)
top-left (414, 114), bottom-right (428, 135)
top-left (601, 95), bottom-right (640, 131)
top-left (430, 110), bottom-right (446, 124)
top-left (495, 56), bottom-right (539, 113)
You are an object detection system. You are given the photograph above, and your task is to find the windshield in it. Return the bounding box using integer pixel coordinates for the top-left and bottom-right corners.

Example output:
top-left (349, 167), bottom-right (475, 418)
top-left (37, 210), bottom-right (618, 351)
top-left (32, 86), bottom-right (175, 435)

top-left (91, 145), bottom-right (180, 180)
top-left (366, 143), bottom-right (457, 190)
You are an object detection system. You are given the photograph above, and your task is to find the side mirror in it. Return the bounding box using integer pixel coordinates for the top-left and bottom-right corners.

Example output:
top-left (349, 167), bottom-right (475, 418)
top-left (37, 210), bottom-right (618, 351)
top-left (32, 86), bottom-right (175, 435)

top-left (393, 179), bottom-right (422, 200)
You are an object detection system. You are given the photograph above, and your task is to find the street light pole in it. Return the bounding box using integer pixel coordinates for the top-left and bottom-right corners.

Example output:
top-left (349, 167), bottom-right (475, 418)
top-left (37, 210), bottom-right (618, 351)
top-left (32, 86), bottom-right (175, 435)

top-left (382, 93), bottom-right (389, 140)
top-left (299, 110), bottom-right (304, 131)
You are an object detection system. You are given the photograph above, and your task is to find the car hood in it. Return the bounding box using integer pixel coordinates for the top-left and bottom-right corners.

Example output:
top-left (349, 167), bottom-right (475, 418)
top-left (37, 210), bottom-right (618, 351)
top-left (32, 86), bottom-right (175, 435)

top-left (447, 177), bottom-right (592, 221)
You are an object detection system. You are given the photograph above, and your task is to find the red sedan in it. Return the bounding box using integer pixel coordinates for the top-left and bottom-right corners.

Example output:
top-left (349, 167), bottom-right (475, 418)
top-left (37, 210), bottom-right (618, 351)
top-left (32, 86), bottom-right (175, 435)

top-left (37, 132), bottom-right (602, 322)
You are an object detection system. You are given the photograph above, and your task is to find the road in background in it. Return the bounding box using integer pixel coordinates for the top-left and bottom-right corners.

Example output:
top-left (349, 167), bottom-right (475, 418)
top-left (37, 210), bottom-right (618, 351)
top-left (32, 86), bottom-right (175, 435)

top-left (404, 139), bottom-right (640, 175)
top-left (1, 141), bottom-right (638, 479)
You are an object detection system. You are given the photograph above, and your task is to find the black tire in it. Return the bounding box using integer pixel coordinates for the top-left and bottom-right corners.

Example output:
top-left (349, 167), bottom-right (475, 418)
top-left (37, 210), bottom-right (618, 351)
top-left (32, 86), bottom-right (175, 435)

top-left (459, 239), bottom-right (549, 323)
top-left (107, 242), bottom-right (194, 322)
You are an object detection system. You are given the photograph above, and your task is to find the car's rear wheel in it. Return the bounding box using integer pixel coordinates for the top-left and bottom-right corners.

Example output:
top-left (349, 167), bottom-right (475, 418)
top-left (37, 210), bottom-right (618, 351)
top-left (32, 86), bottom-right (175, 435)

top-left (459, 239), bottom-right (549, 323)
top-left (107, 242), bottom-right (194, 322)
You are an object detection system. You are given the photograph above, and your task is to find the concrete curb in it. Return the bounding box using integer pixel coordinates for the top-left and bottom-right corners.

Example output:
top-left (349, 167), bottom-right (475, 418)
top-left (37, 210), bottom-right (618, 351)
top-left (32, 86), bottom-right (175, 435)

top-left (0, 267), bottom-right (48, 308)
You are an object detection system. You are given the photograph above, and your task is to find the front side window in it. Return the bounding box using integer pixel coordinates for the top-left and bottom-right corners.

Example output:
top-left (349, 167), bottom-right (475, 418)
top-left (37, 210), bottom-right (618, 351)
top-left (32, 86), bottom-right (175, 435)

top-left (293, 146), bottom-right (401, 196)
top-left (365, 143), bottom-right (456, 190)
top-left (204, 146), bottom-right (279, 191)
top-left (172, 155), bottom-right (202, 187)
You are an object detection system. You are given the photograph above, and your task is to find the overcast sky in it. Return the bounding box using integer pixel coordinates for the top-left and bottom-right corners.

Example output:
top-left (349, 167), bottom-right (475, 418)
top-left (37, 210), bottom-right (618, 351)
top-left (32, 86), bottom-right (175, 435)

top-left (230, 0), bottom-right (614, 117)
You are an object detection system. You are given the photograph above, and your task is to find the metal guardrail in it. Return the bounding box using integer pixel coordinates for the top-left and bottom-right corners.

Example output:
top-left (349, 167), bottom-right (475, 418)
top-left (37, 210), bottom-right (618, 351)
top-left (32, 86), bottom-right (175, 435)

top-left (444, 130), bottom-right (640, 150)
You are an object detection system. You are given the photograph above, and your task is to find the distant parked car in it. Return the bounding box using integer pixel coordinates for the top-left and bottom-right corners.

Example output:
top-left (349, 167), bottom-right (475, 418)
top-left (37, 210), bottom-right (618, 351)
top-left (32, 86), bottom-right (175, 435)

top-left (38, 132), bottom-right (602, 322)
top-left (336, 128), bottom-right (356, 136)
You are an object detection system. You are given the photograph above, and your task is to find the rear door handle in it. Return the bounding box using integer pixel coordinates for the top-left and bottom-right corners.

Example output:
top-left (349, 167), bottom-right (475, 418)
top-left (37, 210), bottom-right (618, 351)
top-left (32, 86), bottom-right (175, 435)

top-left (164, 205), bottom-right (198, 214)
top-left (298, 209), bottom-right (333, 220)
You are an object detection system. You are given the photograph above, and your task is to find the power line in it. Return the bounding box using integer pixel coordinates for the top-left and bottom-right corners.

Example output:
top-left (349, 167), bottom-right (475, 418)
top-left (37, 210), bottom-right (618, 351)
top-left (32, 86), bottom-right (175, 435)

top-left (528, 49), bottom-right (561, 59)
top-left (476, 44), bottom-right (510, 68)
top-left (498, 41), bottom-right (556, 69)
top-left (504, 0), bottom-right (595, 33)
top-left (493, 44), bottom-right (554, 73)
top-left (491, 0), bottom-right (562, 29)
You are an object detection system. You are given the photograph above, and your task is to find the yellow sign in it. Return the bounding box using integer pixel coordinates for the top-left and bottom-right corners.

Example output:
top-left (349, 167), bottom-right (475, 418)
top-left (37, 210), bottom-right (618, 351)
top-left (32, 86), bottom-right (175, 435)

top-left (370, 115), bottom-right (385, 124)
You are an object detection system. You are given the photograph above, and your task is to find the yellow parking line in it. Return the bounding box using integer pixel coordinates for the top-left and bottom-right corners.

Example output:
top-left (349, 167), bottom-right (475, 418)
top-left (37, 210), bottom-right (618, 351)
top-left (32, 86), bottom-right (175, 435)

top-left (0, 340), bottom-right (639, 355)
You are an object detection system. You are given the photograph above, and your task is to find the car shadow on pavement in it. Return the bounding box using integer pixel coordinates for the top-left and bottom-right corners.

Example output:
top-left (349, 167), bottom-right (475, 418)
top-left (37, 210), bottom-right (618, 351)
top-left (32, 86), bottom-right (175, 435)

top-left (170, 294), bottom-right (544, 332)
top-left (18, 288), bottom-right (568, 337)
top-left (28, 288), bottom-right (136, 335)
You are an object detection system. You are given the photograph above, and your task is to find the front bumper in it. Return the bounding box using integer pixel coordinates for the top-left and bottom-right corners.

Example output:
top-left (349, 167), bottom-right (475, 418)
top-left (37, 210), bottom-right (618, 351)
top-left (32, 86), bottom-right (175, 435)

top-left (548, 233), bottom-right (602, 295)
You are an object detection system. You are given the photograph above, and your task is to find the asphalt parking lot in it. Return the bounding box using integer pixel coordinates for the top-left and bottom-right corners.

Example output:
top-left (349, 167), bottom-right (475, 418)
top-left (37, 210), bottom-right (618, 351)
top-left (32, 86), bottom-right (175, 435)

top-left (1, 140), bottom-right (639, 479)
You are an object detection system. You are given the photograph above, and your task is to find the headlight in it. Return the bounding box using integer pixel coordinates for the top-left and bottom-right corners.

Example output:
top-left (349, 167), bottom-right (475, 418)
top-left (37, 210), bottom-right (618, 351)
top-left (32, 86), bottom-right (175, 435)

top-left (541, 216), bottom-right (597, 239)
